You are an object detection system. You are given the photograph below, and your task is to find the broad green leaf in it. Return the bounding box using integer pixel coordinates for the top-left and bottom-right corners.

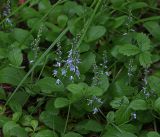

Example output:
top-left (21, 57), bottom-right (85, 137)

top-left (54, 97), bottom-right (70, 108)
top-left (0, 87), bottom-right (6, 100)
top-left (128, 2), bottom-right (148, 10)
top-left (119, 44), bottom-right (140, 56)
top-left (8, 48), bottom-right (23, 66)
top-left (135, 33), bottom-right (151, 51)
top-left (35, 130), bottom-right (58, 137)
top-left (147, 131), bottom-right (160, 137)
top-left (97, 74), bottom-right (109, 92)
top-left (144, 21), bottom-right (160, 41)
top-left (30, 120), bottom-right (38, 131)
top-left (0, 48), bottom-right (7, 59)
top-left (12, 112), bottom-right (22, 122)
top-left (106, 111), bottom-right (115, 123)
top-left (154, 97), bottom-right (160, 112)
top-left (88, 86), bottom-right (104, 96)
top-left (86, 25), bottom-right (106, 42)
top-left (76, 120), bottom-right (103, 132)
top-left (64, 132), bottom-right (83, 137)
top-left (79, 52), bottom-right (95, 73)
top-left (103, 131), bottom-right (137, 137)
top-left (57, 15), bottom-right (68, 28)
top-left (139, 52), bottom-right (152, 68)
top-left (67, 83), bottom-right (86, 94)
top-left (148, 76), bottom-right (160, 95)
top-left (0, 67), bottom-right (27, 86)
top-left (36, 77), bottom-right (64, 93)
top-left (38, 0), bottom-right (51, 11)
top-left (113, 16), bottom-right (127, 28)
top-left (3, 121), bottom-right (27, 137)
top-left (0, 115), bottom-right (10, 128)
top-left (21, 7), bottom-right (40, 20)
top-left (110, 96), bottom-right (129, 109)
top-left (129, 99), bottom-right (147, 110)
top-left (39, 111), bottom-right (65, 133)
top-left (12, 28), bottom-right (34, 46)
top-left (115, 106), bottom-right (131, 125)
top-left (102, 125), bottom-right (137, 137)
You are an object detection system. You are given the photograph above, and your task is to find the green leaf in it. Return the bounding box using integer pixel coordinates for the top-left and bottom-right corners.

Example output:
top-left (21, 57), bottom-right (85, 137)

top-left (8, 48), bottom-right (23, 66)
top-left (30, 120), bottom-right (38, 131)
top-left (86, 25), bottom-right (106, 42)
top-left (115, 106), bottom-right (131, 125)
top-left (139, 52), bottom-right (152, 68)
top-left (88, 86), bottom-right (104, 96)
top-left (3, 121), bottom-right (27, 137)
top-left (144, 21), bottom-right (160, 41)
top-left (128, 2), bottom-right (148, 10)
top-left (54, 97), bottom-right (70, 108)
top-left (119, 44), bottom-right (140, 56)
top-left (39, 111), bottom-right (65, 133)
top-left (0, 87), bottom-right (6, 100)
top-left (57, 15), bottom-right (68, 28)
top-left (147, 131), bottom-right (160, 137)
top-left (97, 74), bottom-right (109, 91)
top-left (129, 99), bottom-right (147, 111)
top-left (106, 111), bottom-right (115, 123)
top-left (110, 96), bottom-right (129, 109)
top-left (79, 52), bottom-right (95, 73)
top-left (135, 33), bottom-right (151, 51)
top-left (148, 76), bottom-right (160, 95)
top-left (0, 67), bottom-right (27, 86)
top-left (102, 125), bottom-right (137, 137)
top-left (36, 77), bottom-right (64, 94)
top-left (64, 132), bottom-right (83, 137)
top-left (35, 130), bottom-right (58, 137)
top-left (67, 83), bottom-right (86, 94)
top-left (76, 120), bottom-right (103, 132)
top-left (154, 97), bottom-right (160, 112)
top-left (0, 48), bottom-right (7, 59)
top-left (12, 28), bottom-right (34, 46)
top-left (0, 115), bottom-right (10, 128)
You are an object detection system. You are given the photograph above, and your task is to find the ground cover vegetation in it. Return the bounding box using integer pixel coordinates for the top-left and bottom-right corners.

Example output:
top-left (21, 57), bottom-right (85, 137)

top-left (0, 0), bottom-right (160, 136)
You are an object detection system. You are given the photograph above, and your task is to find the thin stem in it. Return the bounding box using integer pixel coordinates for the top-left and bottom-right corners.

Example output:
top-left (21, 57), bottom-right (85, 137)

top-left (63, 104), bottom-right (71, 135)
top-left (76, 0), bottom-right (102, 49)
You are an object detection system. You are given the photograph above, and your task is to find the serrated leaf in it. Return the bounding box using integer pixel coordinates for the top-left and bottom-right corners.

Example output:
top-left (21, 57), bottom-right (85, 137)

top-left (119, 44), bottom-right (140, 56)
top-left (8, 48), bottom-right (23, 66)
top-left (3, 121), bottom-right (27, 137)
top-left (129, 99), bottom-right (148, 110)
top-left (139, 52), bottom-right (152, 68)
top-left (135, 33), bottom-right (151, 51)
top-left (148, 76), bottom-right (160, 95)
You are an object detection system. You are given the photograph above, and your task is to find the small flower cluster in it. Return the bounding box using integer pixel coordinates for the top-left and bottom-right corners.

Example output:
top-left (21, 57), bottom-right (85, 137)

top-left (2, 0), bottom-right (13, 28)
top-left (30, 24), bottom-right (43, 64)
top-left (92, 51), bottom-right (110, 86)
top-left (141, 68), bottom-right (154, 98)
top-left (128, 59), bottom-right (134, 77)
top-left (87, 96), bottom-right (103, 114)
top-left (53, 34), bottom-right (81, 84)
top-left (131, 112), bottom-right (137, 120)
